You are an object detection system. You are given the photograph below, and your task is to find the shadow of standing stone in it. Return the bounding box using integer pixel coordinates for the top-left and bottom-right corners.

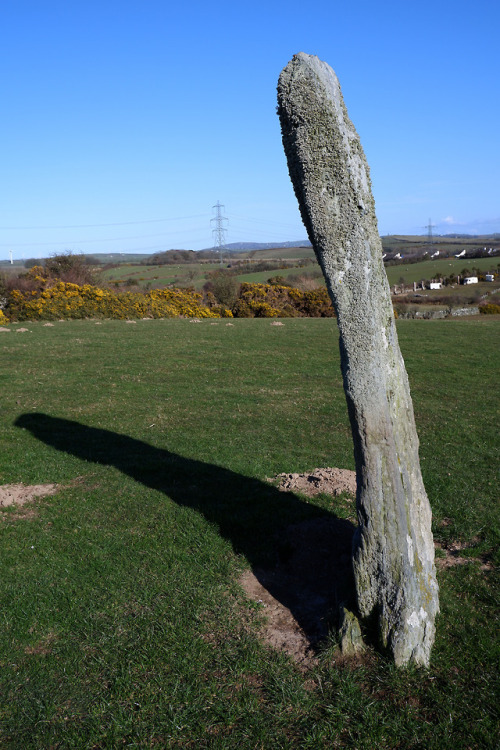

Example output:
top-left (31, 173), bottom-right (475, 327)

top-left (241, 515), bottom-right (357, 666)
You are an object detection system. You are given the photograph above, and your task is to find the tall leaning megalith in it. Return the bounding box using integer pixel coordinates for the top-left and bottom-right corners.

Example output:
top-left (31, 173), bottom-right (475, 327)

top-left (277, 53), bottom-right (439, 666)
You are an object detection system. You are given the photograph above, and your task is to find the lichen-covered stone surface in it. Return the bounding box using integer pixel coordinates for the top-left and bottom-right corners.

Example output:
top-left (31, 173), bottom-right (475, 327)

top-left (277, 53), bottom-right (439, 666)
top-left (338, 606), bottom-right (364, 655)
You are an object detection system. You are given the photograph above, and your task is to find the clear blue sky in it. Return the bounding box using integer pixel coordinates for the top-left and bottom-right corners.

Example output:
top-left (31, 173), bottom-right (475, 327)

top-left (1, 0), bottom-right (499, 261)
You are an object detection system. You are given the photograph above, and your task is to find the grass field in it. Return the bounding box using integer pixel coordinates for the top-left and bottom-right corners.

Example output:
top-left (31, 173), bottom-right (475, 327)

top-left (0, 317), bottom-right (499, 748)
top-left (381, 235), bottom-right (497, 254)
top-left (386, 256), bottom-right (500, 286)
top-left (99, 262), bottom-right (223, 290)
top-left (97, 254), bottom-right (500, 307)
top-left (232, 266), bottom-right (321, 286)
top-left (4, 247), bottom-right (498, 307)
top-left (99, 259), bottom-right (318, 292)
top-left (236, 246), bottom-right (315, 261)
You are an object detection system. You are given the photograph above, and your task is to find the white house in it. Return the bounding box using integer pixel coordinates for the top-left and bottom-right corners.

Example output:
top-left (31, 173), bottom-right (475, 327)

top-left (429, 282), bottom-right (442, 290)
top-left (463, 277), bottom-right (478, 285)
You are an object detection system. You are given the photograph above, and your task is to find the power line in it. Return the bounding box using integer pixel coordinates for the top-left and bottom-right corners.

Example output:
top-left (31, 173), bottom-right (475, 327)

top-left (0, 209), bottom-right (308, 254)
top-left (0, 214), bottom-right (206, 230)
top-left (230, 213), bottom-right (305, 231)
top-left (0, 231), bottom-right (193, 247)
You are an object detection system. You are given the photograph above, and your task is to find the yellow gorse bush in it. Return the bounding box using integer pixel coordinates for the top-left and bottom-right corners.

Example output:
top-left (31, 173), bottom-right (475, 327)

top-left (479, 302), bottom-right (500, 315)
top-left (6, 282), bottom-right (233, 322)
top-left (233, 282), bottom-right (336, 318)
top-left (0, 309), bottom-right (9, 325)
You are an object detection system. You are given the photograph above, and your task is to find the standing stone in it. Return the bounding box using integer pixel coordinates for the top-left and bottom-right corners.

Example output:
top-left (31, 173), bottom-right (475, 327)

top-left (277, 53), bottom-right (439, 667)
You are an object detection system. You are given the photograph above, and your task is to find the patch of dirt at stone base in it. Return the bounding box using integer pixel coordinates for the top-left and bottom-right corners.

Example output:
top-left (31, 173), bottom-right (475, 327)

top-left (240, 569), bottom-right (315, 667)
top-left (269, 467), bottom-right (357, 498)
top-left (434, 540), bottom-right (493, 571)
top-left (240, 515), bottom-right (356, 669)
top-left (0, 483), bottom-right (58, 510)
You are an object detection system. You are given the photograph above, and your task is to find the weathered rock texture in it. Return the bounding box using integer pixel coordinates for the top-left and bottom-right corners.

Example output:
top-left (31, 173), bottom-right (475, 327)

top-left (277, 53), bottom-right (439, 666)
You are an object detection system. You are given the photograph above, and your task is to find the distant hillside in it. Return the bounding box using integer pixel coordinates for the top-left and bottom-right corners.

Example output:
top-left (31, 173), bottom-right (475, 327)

top-left (3, 234), bottom-right (498, 266)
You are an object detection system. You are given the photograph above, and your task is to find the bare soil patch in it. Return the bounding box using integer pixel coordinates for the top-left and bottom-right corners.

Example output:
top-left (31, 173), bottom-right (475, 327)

top-left (24, 631), bottom-right (57, 656)
top-left (0, 483), bottom-right (58, 514)
top-left (269, 467), bottom-right (356, 498)
top-left (435, 539), bottom-right (493, 571)
top-left (240, 468), bottom-right (358, 667)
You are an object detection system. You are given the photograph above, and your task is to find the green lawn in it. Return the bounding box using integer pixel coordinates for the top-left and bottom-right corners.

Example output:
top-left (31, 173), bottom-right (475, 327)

top-left (0, 317), bottom-right (498, 748)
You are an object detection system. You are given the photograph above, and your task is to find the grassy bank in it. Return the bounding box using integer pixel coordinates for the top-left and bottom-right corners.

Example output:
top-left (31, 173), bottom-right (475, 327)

top-left (0, 317), bottom-right (498, 748)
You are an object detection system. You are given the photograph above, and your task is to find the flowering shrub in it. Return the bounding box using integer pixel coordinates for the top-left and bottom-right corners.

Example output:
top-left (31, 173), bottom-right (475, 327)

top-left (0, 309), bottom-right (9, 325)
top-left (5, 282), bottom-right (232, 321)
top-left (479, 303), bottom-right (500, 315)
top-left (232, 282), bottom-right (336, 318)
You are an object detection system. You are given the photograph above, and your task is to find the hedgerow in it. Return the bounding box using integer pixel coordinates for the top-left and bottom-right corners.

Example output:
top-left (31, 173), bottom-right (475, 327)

top-left (232, 282), bottom-right (336, 318)
top-left (4, 280), bottom-right (232, 322)
top-left (479, 302), bottom-right (500, 315)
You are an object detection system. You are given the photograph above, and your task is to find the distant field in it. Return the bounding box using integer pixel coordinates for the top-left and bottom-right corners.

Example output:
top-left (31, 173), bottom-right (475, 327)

top-left (405, 281), bottom-right (496, 299)
top-left (381, 235), bottom-right (499, 255)
top-left (385, 256), bottom-right (500, 286)
top-left (0, 263), bottom-right (25, 276)
top-left (236, 245), bottom-right (315, 260)
top-left (98, 253), bottom-right (498, 287)
top-left (4, 245), bottom-right (499, 310)
top-left (94, 254), bottom-right (500, 311)
top-left (234, 266), bottom-right (321, 285)
top-left (99, 262), bottom-right (222, 290)
top-left (99, 258), bottom-right (319, 291)
top-left (233, 256), bottom-right (500, 302)
top-left (2, 233), bottom-right (498, 270)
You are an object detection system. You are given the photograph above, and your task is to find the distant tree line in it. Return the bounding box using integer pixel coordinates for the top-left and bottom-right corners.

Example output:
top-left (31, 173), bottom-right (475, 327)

top-left (142, 249), bottom-right (221, 265)
top-left (7, 253), bottom-right (98, 291)
top-left (24, 254), bottom-right (101, 269)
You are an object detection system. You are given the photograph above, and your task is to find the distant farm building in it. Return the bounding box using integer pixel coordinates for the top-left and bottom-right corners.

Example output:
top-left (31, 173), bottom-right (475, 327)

top-left (429, 282), bottom-right (442, 290)
top-left (463, 277), bottom-right (478, 285)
